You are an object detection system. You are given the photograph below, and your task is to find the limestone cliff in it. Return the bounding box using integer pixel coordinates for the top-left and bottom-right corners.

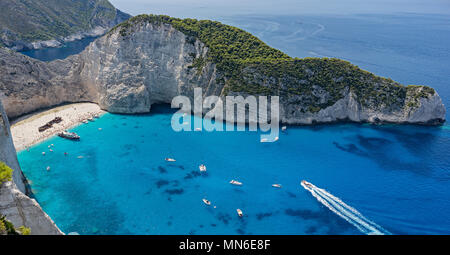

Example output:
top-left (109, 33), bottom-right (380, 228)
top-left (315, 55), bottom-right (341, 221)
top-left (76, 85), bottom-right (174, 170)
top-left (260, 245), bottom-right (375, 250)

top-left (0, 0), bottom-right (131, 51)
top-left (0, 47), bottom-right (98, 119)
top-left (0, 15), bottom-right (446, 125)
top-left (0, 101), bottom-right (62, 235)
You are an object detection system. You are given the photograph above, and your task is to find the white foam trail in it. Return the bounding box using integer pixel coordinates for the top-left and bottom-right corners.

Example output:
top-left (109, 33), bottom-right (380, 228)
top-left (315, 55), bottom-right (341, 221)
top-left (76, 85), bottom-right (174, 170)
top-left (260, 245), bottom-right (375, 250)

top-left (301, 181), bottom-right (390, 235)
top-left (314, 188), bottom-right (387, 235)
top-left (302, 183), bottom-right (368, 234)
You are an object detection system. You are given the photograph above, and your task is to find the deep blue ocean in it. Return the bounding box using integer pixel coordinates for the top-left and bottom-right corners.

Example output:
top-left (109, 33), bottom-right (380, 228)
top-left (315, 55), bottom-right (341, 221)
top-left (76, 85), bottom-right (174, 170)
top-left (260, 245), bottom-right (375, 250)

top-left (17, 14), bottom-right (450, 234)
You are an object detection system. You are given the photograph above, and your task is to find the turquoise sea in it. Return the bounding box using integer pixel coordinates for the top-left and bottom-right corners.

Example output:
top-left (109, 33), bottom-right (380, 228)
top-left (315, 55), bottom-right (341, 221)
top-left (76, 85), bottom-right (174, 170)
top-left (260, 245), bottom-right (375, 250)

top-left (17, 14), bottom-right (450, 234)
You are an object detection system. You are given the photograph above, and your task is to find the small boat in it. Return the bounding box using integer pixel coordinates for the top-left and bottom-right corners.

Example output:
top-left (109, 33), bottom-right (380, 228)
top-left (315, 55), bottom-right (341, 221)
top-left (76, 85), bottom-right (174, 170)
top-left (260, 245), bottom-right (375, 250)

top-left (88, 117), bottom-right (94, 122)
top-left (83, 120), bottom-right (89, 124)
top-left (202, 199), bottom-right (211, 206)
top-left (282, 126), bottom-right (287, 132)
top-left (46, 166), bottom-right (51, 171)
top-left (165, 158), bottom-right (176, 162)
top-left (93, 114), bottom-right (100, 119)
top-left (260, 138), bottom-right (268, 143)
top-left (77, 156), bottom-right (84, 159)
top-left (195, 128), bottom-right (202, 131)
top-left (199, 164), bottom-right (207, 172)
top-left (230, 180), bottom-right (243, 186)
top-left (272, 184), bottom-right (282, 188)
top-left (58, 131), bottom-right (80, 140)
top-left (98, 128), bottom-right (102, 131)
top-left (237, 209), bottom-right (243, 217)
top-left (274, 136), bottom-right (279, 142)
top-left (301, 180), bottom-right (313, 188)
top-left (42, 152), bottom-right (46, 156)
top-left (49, 149), bottom-right (53, 152)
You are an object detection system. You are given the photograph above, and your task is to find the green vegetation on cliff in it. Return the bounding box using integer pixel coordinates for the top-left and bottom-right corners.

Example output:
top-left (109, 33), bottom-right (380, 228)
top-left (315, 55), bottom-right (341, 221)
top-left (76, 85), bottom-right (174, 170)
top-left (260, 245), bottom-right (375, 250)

top-left (0, 162), bottom-right (30, 235)
top-left (0, 0), bottom-right (130, 47)
top-left (113, 14), bottom-right (436, 112)
top-left (0, 215), bottom-right (30, 235)
top-left (0, 161), bottom-right (12, 186)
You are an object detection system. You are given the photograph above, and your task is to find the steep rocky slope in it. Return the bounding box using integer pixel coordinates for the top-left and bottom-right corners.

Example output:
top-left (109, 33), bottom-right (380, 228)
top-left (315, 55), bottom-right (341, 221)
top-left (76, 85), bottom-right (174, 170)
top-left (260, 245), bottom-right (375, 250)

top-left (0, 0), bottom-right (131, 50)
top-left (0, 101), bottom-right (62, 235)
top-left (0, 15), bottom-right (446, 125)
top-left (0, 47), bottom-right (98, 119)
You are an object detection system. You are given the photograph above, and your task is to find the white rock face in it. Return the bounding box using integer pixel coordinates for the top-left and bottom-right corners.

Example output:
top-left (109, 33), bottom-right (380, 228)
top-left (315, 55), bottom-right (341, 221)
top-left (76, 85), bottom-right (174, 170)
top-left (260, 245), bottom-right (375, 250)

top-left (408, 93), bottom-right (446, 123)
top-left (78, 22), bottom-right (222, 113)
top-left (0, 47), bottom-right (98, 119)
top-left (0, 182), bottom-right (63, 235)
top-left (0, 101), bottom-right (62, 235)
top-left (0, 101), bottom-right (25, 192)
top-left (282, 90), bottom-right (446, 125)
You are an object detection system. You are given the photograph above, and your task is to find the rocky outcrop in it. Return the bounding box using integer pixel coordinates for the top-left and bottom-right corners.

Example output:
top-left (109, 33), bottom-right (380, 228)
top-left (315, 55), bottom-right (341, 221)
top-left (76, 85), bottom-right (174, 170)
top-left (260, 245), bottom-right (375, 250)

top-left (0, 99), bottom-right (24, 192)
top-left (0, 47), bottom-right (98, 119)
top-left (0, 101), bottom-right (62, 235)
top-left (0, 18), bottom-right (446, 125)
top-left (77, 22), bottom-right (221, 113)
top-left (0, 0), bottom-right (131, 51)
top-left (281, 88), bottom-right (446, 125)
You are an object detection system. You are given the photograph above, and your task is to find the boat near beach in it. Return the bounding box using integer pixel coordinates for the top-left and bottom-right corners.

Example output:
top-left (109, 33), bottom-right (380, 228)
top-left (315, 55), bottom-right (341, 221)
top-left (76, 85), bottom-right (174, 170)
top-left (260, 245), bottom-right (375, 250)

top-left (58, 131), bottom-right (80, 140)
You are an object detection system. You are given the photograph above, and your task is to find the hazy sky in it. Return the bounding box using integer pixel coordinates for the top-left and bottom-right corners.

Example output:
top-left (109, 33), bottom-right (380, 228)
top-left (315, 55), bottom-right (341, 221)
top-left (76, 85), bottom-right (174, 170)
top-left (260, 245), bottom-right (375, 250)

top-left (110, 0), bottom-right (450, 18)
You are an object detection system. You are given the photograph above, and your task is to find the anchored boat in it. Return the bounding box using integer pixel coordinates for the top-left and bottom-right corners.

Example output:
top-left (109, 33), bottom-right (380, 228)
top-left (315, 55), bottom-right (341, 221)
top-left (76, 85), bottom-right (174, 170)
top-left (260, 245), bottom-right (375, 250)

top-left (230, 180), bottom-right (243, 186)
top-left (58, 131), bottom-right (80, 140)
top-left (202, 199), bottom-right (211, 206)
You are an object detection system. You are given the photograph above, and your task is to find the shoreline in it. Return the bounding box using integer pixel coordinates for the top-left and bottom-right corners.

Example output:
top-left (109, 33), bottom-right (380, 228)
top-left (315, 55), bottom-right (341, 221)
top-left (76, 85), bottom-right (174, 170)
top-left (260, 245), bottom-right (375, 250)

top-left (11, 103), bottom-right (105, 152)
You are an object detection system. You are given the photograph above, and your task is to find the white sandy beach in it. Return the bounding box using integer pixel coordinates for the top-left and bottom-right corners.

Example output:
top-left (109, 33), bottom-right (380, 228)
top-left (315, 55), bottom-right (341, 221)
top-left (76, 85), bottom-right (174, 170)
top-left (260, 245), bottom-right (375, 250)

top-left (10, 103), bottom-right (105, 151)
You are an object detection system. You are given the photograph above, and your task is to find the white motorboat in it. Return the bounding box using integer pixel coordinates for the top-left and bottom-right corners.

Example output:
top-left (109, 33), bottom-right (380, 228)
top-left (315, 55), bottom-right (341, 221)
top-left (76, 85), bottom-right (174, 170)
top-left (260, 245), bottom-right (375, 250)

top-left (230, 180), bottom-right (243, 186)
top-left (202, 199), bottom-right (211, 206)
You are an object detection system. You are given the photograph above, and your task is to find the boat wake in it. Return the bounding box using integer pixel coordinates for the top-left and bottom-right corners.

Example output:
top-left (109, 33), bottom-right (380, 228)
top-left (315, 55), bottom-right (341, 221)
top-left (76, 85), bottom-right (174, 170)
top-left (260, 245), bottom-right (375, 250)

top-left (301, 181), bottom-right (391, 235)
